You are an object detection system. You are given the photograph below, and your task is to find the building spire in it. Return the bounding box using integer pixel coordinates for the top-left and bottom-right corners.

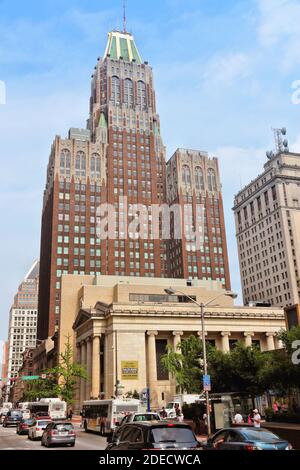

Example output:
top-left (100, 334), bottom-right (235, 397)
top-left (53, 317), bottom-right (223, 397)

top-left (123, 0), bottom-right (127, 33)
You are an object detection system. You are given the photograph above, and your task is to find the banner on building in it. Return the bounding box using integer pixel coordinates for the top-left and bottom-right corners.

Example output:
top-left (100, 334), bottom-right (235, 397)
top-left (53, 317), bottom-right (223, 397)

top-left (121, 361), bottom-right (139, 380)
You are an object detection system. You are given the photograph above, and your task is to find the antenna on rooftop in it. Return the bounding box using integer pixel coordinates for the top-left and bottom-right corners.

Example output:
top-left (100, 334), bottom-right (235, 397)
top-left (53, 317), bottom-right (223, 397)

top-left (266, 127), bottom-right (289, 159)
top-left (272, 127), bottom-right (289, 154)
top-left (123, 0), bottom-right (127, 33)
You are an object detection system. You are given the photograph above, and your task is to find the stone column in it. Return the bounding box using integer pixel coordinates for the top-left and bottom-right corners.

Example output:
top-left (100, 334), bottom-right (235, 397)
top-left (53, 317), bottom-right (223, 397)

top-left (75, 343), bottom-right (81, 407)
top-left (172, 331), bottom-right (183, 351)
top-left (92, 335), bottom-right (101, 399)
top-left (80, 341), bottom-right (87, 404)
top-left (274, 334), bottom-right (283, 349)
top-left (86, 337), bottom-right (92, 400)
top-left (244, 332), bottom-right (254, 347)
top-left (147, 331), bottom-right (158, 407)
top-left (266, 332), bottom-right (275, 351)
top-left (221, 331), bottom-right (231, 352)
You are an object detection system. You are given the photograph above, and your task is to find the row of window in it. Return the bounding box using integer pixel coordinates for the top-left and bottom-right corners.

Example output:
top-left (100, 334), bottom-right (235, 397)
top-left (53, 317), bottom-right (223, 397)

top-left (182, 166), bottom-right (217, 191)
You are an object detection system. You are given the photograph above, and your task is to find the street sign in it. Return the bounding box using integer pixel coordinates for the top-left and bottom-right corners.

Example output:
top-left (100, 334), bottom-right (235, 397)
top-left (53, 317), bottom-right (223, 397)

top-left (203, 374), bottom-right (211, 391)
top-left (21, 375), bottom-right (40, 381)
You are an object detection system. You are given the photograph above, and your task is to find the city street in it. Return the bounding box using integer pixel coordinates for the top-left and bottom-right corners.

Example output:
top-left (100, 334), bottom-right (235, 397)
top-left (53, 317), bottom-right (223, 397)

top-left (0, 424), bottom-right (107, 450)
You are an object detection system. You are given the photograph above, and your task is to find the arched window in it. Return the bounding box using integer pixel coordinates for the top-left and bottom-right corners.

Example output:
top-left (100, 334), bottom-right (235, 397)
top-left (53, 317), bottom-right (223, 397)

top-left (75, 151), bottom-right (86, 177)
top-left (137, 80), bottom-right (146, 110)
top-left (182, 165), bottom-right (191, 186)
top-left (91, 153), bottom-right (101, 178)
top-left (111, 76), bottom-right (120, 105)
top-left (208, 168), bottom-right (217, 191)
top-left (195, 167), bottom-right (204, 190)
top-left (124, 78), bottom-right (133, 107)
top-left (60, 149), bottom-right (71, 176)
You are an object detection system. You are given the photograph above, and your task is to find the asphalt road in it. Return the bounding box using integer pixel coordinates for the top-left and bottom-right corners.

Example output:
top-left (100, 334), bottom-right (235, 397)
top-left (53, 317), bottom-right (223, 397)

top-left (0, 424), bottom-right (107, 450)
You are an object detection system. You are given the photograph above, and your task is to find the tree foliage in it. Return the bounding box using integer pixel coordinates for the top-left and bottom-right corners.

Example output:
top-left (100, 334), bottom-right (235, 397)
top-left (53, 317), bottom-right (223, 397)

top-left (161, 332), bottom-right (300, 397)
top-left (161, 335), bottom-right (209, 393)
top-left (22, 335), bottom-right (87, 405)
top-left (46, 335), bottom-right (87, 405)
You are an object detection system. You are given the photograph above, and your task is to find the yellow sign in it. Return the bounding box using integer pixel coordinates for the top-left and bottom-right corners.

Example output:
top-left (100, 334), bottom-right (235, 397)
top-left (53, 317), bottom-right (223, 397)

top-left (121, 361), bottom-right (139, 380)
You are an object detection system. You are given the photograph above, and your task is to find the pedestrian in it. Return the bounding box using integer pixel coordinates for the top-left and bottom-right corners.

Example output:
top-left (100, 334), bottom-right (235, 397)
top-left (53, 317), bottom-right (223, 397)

top-left (175, 404), bottom-right (181, 418)
top-left (253, 409), bottom-right (261, 428)
top-left (272, 401), bottom-right (279, 413)
top-left (193, 412), bottom-right (201, 435)
top-left (160, 407), bottom-right (167, 419)
top-left (233, 411), bottom-right (244, 425)
top-left (68, 408), bottom-right (73, 420)
top-left (247, 410), bottom-right (254, 424)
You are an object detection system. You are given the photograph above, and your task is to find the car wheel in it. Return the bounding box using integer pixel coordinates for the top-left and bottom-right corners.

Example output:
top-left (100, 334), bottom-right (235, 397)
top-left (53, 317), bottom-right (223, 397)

top-left (70, 443), bottom-right (75, 447)
top-left (84, 420), bottom-right (88, 432)
top-left (41, 440), bottom-right (44, 446)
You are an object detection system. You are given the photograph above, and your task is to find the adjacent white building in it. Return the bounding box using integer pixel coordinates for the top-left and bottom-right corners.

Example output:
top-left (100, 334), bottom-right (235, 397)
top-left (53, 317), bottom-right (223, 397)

top-left (5, 261), bottom-right (39, 400)
top-left (233, 146), bottom-right (300, 307)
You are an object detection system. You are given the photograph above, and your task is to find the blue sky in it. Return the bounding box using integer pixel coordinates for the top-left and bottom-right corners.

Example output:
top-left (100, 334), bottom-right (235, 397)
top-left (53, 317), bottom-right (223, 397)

top-left (1, 0), bottom-right (300, 359)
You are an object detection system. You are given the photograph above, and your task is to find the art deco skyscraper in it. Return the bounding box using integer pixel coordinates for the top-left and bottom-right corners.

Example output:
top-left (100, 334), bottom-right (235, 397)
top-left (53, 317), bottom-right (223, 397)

top-left (38, 30), bottom-right (167, 339)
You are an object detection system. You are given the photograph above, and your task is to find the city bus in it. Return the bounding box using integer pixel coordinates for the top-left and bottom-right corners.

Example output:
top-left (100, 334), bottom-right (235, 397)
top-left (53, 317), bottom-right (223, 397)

top-left (28, 398), bottom-right (67, 420)
top-left (82, 399), bottom-right (142, 435)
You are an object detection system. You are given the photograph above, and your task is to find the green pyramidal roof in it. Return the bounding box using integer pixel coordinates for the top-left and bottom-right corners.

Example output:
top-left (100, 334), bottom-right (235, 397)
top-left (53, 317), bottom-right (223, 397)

top-left (99, 112), bottom-right (107, 128)
top-left (104, 31), bottom-right (142, 64)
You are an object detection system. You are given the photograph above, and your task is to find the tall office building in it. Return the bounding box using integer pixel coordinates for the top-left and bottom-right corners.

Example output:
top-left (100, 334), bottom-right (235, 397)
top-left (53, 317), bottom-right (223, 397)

top-left (38, 30), bottom-right (167, 339)
top-left (233, 137), bottom-right (300, 307)
top-left (166, 149), bottom-right (231, 289)
top-left (5, 261), bottom-right (39, 400)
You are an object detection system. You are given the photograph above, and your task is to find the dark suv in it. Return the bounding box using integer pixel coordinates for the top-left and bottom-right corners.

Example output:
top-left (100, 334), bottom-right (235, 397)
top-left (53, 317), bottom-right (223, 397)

top-left (2, 410), bottom-right (23, 427)
top-left (106, 421), bottom-right (201, 450)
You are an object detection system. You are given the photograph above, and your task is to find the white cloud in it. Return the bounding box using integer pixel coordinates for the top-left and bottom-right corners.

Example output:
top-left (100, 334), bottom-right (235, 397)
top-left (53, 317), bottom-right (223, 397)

top-left (202, 52), bottom-right (253, 89)
top-left (290, 133), bottom-right (300, 152)
top-left (257, 0), bottom-right (300, 70)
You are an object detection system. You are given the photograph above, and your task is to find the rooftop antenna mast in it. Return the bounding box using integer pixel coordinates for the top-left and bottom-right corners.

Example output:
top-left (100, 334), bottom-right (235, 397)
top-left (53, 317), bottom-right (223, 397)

top-left (123, 0), bottom-right (127, 33)
top-left (273, 127), bottom-right (288, 154)
top-left (266, 127), bottom-right (289, 159)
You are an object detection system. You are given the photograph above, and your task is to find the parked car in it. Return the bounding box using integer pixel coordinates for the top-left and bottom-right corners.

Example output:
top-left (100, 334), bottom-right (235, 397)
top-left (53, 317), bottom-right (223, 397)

top-left (41, 421), bottom-right (76, 447)
top-left (28, 419), bottom-right (52, 440)
top-left (2, 410), bottom-right (23, 427)
top-left (118, 412), bottom-right (161, 427)
top-left (106, 421), bottom-right (202, 450)
top-left (16, 418), bottom-right (35, 435)
top-left (203, 427), bottom-right (293, 450)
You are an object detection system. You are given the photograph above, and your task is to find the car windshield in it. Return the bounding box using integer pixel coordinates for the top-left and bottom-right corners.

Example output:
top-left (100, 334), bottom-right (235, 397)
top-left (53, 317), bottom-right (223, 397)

top-left (133, 414), bottom-right (159, 422)
top-left (37, 420), bottom-right (51, 426)
top-left (55, 424), bottom-right (73, 431)
top-left (11, 411), bottom-right (22, 416)
top-left (242, 430), bottom-right (281, 442)
top-left (151, 427), bottom-right (195, 443)
top-left (24, 419), bottom-right (34, 424)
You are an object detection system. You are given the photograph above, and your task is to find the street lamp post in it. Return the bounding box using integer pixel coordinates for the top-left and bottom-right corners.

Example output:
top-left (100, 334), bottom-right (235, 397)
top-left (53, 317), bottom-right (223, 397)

top-left (164, 287), bottom-right (236, 436)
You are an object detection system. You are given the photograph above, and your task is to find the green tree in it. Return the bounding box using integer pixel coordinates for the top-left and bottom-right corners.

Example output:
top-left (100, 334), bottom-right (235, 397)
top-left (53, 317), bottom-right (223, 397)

top-left (162, 335), bottom-right (269, 397)
top-left (22, 377), bottom-right (59, 402)
top-left (161, 335), bottom-right (204, 393)
top-left (260, 327), bottom-right (300, 394)
top-left (46, 335), bottom-right (87, 405)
